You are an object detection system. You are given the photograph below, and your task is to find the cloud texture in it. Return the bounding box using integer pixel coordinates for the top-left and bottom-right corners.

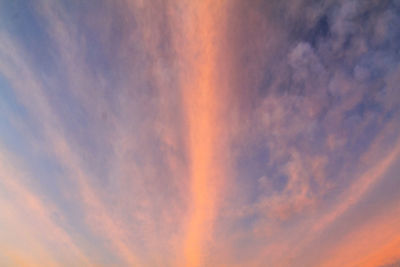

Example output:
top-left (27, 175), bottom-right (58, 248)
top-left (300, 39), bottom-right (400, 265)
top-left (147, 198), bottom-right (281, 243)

top-left (0, 0), bottom-right (400, 266)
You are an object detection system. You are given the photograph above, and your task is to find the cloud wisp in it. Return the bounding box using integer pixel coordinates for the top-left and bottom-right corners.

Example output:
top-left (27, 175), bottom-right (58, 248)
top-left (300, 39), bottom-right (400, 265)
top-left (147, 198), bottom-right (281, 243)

top-left (0, 0), bottom-right (400, 266)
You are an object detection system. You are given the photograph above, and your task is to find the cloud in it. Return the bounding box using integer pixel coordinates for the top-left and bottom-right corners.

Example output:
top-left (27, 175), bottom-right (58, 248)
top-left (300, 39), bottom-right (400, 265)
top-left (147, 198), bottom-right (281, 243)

top-left (0, 12), bottom-right (141, 266)
top-left (0, 0), bottom-right (399, 266)
top-left (0, 147), bottom-right (91, 266)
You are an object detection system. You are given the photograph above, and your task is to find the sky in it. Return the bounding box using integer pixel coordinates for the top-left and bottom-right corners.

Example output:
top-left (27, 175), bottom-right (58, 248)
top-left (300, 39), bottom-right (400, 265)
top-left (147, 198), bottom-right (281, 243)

top-left (0, 0), bottom-right (400, 266)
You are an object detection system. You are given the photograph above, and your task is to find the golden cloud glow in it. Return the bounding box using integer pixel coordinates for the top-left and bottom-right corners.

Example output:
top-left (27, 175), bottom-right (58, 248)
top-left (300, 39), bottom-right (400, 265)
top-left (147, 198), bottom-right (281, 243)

top-left (178, 1), bottom-right (228, 266)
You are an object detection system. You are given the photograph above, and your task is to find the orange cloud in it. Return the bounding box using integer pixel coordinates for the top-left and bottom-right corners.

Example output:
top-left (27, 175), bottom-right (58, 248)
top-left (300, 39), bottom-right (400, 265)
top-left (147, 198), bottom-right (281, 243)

top-left (177, 1), bottom-right (230, 266)
top-left (316, 199), bottom-right (400, 267)
top-left (1, 0), bottom-right (400, 266)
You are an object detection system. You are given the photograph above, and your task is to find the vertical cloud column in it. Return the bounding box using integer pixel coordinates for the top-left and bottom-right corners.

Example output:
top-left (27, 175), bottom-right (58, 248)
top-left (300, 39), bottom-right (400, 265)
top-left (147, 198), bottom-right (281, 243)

top-left (175, 1), bottom-right (229, 266)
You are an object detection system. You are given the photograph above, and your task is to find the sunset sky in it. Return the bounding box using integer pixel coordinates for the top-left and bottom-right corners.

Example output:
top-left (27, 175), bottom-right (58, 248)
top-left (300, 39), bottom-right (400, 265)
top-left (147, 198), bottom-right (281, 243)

top-left (1, 0), bottom-right (400, 266)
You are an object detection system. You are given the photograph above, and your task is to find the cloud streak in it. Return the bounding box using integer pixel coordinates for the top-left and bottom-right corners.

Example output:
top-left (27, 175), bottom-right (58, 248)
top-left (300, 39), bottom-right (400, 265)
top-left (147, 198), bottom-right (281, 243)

top-left (0, 0), bottom-right (400, 266)
top-left (177, 1), bottom-right (230, 266)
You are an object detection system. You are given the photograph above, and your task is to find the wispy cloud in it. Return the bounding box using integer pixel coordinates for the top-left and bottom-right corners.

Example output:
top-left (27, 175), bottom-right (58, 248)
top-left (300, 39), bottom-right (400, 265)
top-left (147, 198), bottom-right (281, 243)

top-left (0, 0), bottom-right (399, 266)
top-left (0, 147), bottom-right (91, 266)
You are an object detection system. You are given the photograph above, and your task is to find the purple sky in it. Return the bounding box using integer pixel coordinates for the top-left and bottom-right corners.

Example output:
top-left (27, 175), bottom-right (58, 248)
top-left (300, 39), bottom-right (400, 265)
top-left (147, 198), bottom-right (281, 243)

top-left (1, 0), bottom-right (400, 266)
